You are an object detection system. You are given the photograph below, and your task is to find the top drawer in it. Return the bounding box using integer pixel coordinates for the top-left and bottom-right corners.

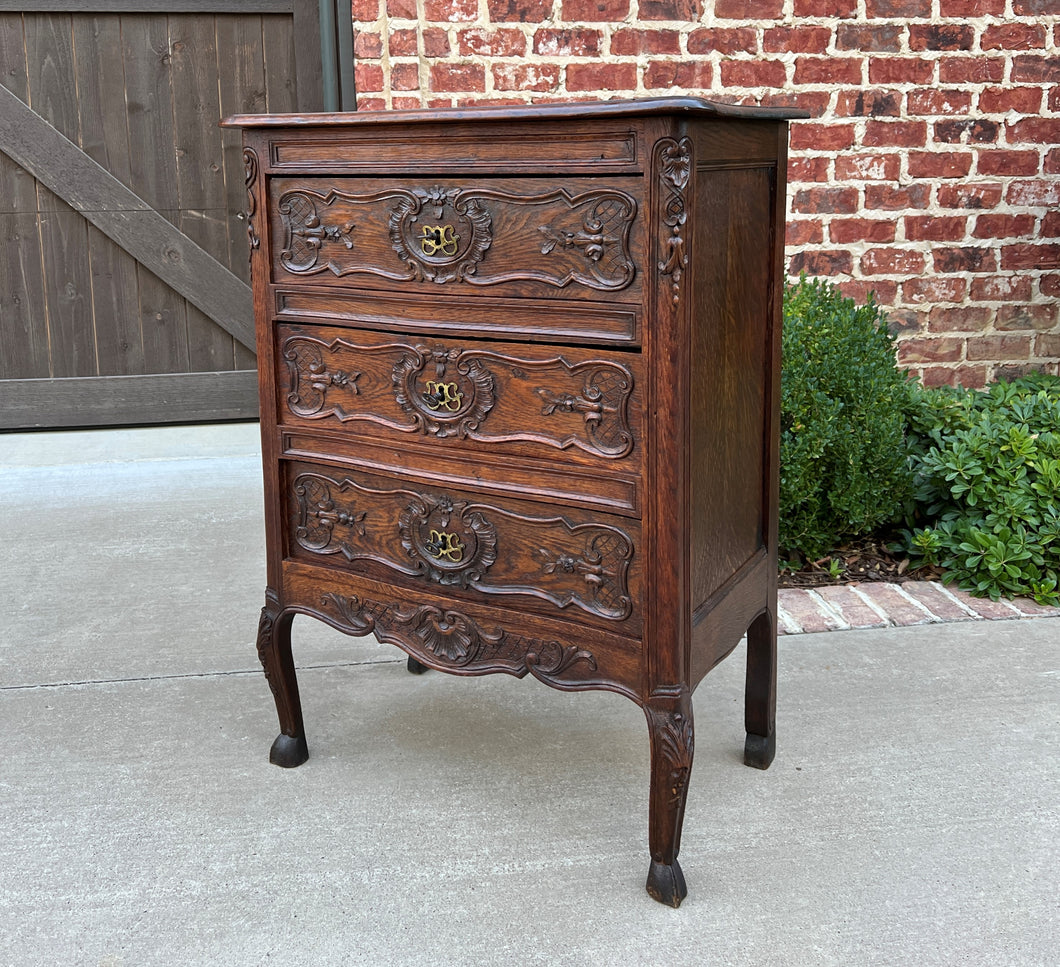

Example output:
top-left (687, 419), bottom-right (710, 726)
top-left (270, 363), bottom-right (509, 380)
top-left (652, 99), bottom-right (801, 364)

top-left (267, 176), bottom-right (646, 305)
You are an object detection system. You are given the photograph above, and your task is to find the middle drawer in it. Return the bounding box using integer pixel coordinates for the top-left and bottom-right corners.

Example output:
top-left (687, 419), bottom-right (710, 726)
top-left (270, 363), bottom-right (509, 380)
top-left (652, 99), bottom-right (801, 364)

top-left (275, 322), bottom-right (644, 476)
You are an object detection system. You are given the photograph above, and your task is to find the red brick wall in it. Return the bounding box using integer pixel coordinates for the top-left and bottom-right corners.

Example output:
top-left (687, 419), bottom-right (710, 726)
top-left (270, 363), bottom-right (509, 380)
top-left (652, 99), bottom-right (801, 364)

top-left (351, 1), bottom-right (1060, 386)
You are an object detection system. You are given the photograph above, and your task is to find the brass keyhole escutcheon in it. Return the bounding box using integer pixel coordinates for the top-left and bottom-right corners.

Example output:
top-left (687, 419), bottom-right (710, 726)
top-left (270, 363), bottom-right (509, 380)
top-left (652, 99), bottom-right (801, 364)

top-left (426, 529), bottom-right (465, 563)
top-left (419, 224), bottom-right (459, 257)
top-left (423, 379), bottom-right (463, 412)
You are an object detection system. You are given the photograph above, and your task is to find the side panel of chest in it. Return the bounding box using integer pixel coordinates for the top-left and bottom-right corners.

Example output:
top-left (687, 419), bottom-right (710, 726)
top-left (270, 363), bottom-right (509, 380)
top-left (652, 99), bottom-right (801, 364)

top-left (689, 144), bottom-right (779, 610)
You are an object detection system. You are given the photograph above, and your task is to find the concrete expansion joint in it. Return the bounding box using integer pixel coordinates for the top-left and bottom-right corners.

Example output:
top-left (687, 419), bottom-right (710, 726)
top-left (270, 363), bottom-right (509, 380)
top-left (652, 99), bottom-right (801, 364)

top-left (777, 580), bottom-right (1060, 636)
top-left (0, 659), bottom-right (402, 693)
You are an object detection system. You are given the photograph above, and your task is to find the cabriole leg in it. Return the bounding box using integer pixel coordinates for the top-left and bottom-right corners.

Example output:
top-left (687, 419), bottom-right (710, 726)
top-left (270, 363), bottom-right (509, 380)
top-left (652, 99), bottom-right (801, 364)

top-left (744, 608), bottom-right (777, 769)
top-left (643, 688), bottom-right (694, 907)
top-left (256, 589), bottom-right (308, 768)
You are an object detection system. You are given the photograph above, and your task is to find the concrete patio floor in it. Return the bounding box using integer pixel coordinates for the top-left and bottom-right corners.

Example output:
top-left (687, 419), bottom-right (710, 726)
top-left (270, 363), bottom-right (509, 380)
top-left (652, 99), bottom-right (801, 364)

top-left (1, 424), bottom-right (1057, 966)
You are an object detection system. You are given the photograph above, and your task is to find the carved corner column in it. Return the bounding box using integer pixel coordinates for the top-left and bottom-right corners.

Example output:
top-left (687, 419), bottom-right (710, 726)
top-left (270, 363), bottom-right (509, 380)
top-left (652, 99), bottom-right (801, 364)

top-left (643, 687), bottom-right (694, 907)
top-left (256, 588), bottom-right (309, 768)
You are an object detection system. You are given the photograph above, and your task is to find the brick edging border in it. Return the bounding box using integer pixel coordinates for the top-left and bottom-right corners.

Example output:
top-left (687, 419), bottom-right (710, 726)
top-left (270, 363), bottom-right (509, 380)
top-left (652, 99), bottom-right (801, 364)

top-left (778, 580), bottom-right (1060, 635)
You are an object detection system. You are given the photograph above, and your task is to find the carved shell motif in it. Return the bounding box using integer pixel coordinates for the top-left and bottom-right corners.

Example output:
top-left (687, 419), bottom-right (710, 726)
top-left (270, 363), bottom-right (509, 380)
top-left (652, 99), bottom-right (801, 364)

top-left (319, 593), bottom-right (597, 680)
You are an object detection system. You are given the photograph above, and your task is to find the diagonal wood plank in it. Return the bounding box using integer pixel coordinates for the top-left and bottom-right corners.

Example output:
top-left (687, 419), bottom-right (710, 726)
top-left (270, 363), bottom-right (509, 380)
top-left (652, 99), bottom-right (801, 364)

top-left (0, 82), bottom-right (255, 351)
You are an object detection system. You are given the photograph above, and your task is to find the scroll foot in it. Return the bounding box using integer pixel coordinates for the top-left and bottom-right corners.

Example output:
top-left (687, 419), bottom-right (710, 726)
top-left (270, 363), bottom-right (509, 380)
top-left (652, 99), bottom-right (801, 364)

top-left (644, 688), bottom-right (694, 907)
top-left (269, 733), bottom-right (309, 768)
top-left (744, 729), bottom-right (776, 770)
top-left (257, 590), bottom-right (308, 769)
top-left (646, 859), bottom-right (687, 908)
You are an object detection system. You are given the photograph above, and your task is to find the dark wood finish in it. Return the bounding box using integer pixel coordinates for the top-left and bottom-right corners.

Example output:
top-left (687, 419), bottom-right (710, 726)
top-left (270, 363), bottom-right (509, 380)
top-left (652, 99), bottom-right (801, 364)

top-left (226, 97), bottom-right (802, 907)
top-left (0, 4), bottom-right (323, 429)
top-left (275, 323), bottom-right (643, 471)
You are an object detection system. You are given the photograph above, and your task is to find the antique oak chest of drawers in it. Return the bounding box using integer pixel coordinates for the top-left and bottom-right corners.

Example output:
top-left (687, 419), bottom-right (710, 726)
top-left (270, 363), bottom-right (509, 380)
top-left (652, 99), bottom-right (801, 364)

top-left (225, 97), bottom-right (799, 907)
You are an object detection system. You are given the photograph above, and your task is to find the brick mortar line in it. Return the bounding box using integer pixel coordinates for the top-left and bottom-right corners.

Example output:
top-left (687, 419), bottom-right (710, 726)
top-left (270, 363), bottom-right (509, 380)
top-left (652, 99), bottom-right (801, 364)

top-left (846, 584), bottom-right (893, 623)
top-left (807, 587), bottom-right (853, 630)
top-left (924, 579), bottom-right (988, 618)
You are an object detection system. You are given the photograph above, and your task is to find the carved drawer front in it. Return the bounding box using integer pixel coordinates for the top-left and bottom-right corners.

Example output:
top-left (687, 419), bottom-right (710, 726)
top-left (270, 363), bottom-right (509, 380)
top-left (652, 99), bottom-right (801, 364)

top-left (268, 176), bottom-right (644, 302)
top-left (277, 324), bottom-right (643, 469)
top-left (282, 564), bottom-right (645, 695)
top-left (284, 461), bottom-right (642, 632)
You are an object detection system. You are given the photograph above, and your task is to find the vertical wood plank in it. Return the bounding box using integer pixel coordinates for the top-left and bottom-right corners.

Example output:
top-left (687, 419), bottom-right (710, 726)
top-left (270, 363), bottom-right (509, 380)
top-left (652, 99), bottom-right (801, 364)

top-left (216, 12), bottom-right (267, 368)
top-left (290, 2), bottom-right (323, 112)
top-left (169, 12), bottom-right (238, 371)
top-left (73, 13), bottom-right (145, 377)
top-left (72, 14), bottom-right (132, 186)
top-left (0, 213), bottom-right (51, 380)
top-left (215, 12), bottom-right (265, 279)
top-left (24, 11), bottom-right (96, 378)
top-left (0, 12), bottom-right (33, 214)
top-left (262, 13), bottom-right (297, 114)
top-left (0, 13), bottom-right (51, 380)
top-left (121, 12), bottom-right (189, 374)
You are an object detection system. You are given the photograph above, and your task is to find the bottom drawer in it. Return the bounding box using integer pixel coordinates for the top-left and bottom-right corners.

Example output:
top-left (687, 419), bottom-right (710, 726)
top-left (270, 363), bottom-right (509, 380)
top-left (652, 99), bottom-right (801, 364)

top-left (282, 458), bottom-right (642, 634)
top-left (281, 561), bottom-right (645, 699)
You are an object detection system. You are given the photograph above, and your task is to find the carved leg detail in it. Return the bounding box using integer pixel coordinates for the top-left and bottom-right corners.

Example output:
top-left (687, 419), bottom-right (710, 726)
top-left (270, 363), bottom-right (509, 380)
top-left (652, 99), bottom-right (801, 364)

top-left (644, 689), bottom-right (694, 907)
top-left (406, 655), bottom-right (431, 675)
top-left (256, 590), bottom-right (308, 768)
top-left (744, 609), bottom-right (777, 770)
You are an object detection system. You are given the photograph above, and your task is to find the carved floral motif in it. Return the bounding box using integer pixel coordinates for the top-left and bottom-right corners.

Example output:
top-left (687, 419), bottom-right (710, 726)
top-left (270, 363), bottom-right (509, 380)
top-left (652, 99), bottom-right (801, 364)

top-left (657, 139), bottom-right (692, 306)
top-left (292, 475), bottom-right (367, 559)
top-left (291, 471), bottom-right (635, 623)
top-left (278, 190), bottom-right (357, 272)
top-left (273, 183), bottom-right (636, 291)
top-left (538, 193), bottom-right (637, 289)
top-left (536, 364), bottom-right (634, 457)
top-left (537, 527), bottom-right (634, 620)
top-left (285, 338), bottom-right (360, 418)
top-left (280, 333), bottom-right (635, 459)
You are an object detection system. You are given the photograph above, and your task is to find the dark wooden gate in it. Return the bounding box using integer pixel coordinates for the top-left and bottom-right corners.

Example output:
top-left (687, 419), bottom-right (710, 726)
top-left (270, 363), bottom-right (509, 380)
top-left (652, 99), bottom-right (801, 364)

top-left (0, 2), bottom-right (350, 429)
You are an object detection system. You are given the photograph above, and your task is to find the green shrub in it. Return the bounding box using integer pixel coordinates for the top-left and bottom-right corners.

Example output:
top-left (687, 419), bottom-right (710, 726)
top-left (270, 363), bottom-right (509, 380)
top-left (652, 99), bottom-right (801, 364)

top-left (903, 373), bottom-right (1060, 605)
top-left (779, 276), bottom-right (914, 560)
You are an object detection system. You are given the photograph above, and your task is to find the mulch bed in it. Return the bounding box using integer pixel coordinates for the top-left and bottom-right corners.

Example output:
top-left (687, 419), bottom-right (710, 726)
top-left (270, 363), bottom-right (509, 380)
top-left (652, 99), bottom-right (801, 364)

top-left (778, 535), bottom-right (943, 589)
